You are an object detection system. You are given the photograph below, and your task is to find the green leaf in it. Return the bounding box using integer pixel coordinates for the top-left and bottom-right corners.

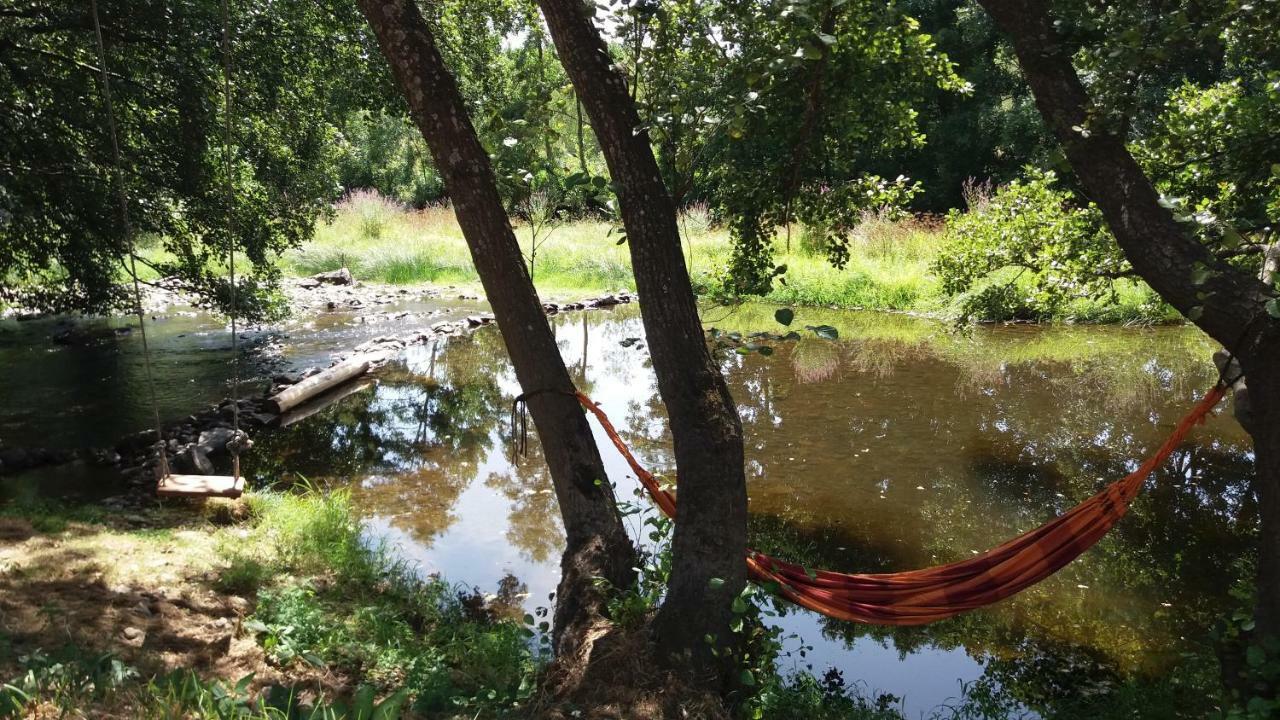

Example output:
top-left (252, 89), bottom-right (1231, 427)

top-left (740, 669), bottom-right (756, 687)
top-left (708, 577), bottom-right (725, 590)
top-left (1267, 299), bottom-right (1280, 319)
top-left (731, 596), bottom-right (748, 614)
top-left (1221, 224), bottom-right (1245, 249)
top-left (1190, 262), bottom-right (1212, 286)
top-left (372, 688), bottom-right (411, 719)
top-left (774, 308), bottom-right (795, 326)
top-left (1247, 644), bottom-right (1266, 668)
top-left (1187, 306), bottom-right (1204, 321)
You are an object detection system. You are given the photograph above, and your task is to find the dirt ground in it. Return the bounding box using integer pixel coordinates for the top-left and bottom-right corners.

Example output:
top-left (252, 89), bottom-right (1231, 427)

top-left (0, 505), bottom-right (334, 703)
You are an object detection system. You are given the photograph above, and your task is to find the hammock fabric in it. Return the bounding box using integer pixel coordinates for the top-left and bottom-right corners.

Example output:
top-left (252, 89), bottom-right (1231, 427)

top-left (576, 385), bottom-right (1226, 626)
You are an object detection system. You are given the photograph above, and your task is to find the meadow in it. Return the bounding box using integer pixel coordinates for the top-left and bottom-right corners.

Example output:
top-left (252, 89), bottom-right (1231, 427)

top-left (280, 191), bottom-right (1173, 324)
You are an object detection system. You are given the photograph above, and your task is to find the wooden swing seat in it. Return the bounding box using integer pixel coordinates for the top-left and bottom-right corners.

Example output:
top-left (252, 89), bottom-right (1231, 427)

top-left (156, 474), bottom-right (244, 499)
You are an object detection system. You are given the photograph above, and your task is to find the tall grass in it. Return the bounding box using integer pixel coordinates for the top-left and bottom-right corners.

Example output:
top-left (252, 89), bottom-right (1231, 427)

top-left (290, 192), bottom-right (942, 308)
top-left (285, 191), bottom-right (1175, 323)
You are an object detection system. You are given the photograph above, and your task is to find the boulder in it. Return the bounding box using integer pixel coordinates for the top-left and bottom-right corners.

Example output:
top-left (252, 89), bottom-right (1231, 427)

top-left (313, 268), bottom-right (354, 285)
top-left (174, 446), bottom-right (214, 475)
top-left (197, 427), bottom-right (236, 455)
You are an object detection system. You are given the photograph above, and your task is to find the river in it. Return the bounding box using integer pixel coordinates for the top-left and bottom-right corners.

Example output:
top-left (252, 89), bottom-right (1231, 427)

top-left (0, 299), bottom-right (1255, 718)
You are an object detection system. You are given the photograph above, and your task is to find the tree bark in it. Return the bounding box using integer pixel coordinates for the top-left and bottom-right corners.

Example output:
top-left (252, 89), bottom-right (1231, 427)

top-left (537, 0), bottom-right (749, 682)
top-left (357, 0), bottom-right (636, 660)
top-left (977, 0), bottom-right (1280, 651)
top-left (976, 0), bottom-right (1276, 353)
top-left (1263, 242), bottom-right (1279, 286)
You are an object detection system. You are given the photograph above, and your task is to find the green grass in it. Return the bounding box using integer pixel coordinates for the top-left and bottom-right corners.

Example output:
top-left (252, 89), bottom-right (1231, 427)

top-left (283, 193), bottom-right (1175, 324)
top-left (227, 488), bottom-right (541, 716)
top-left (288, 193), bottom-right (948, 308)
top-left (0, 489), bottom-right (540, 718)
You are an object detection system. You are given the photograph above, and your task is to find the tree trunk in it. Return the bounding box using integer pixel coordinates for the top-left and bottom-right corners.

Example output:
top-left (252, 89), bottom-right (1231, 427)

top-left (977, 0), bottom-right (1280, 676)
top-left (357, 0), bottom-right (636, 661)
top-left (976, 0), bottom-right (1275, 351)
top-left (537, 0), bottom-right (749, 683)
top-left (1243, 349), bottom-right (1280, 641)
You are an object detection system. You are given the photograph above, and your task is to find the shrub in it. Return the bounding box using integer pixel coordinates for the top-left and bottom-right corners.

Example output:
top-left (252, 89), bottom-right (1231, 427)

top-left (933, 169), bottom-right (1129, 322)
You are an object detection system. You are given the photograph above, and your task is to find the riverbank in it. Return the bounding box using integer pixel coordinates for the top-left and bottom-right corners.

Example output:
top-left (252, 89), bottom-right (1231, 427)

top-left (279, 195), bottom-right (1177, 325)
top-left (0, 293), bottom-right (1242, 718)
top-left (0, 490), bottom-right (950, 719)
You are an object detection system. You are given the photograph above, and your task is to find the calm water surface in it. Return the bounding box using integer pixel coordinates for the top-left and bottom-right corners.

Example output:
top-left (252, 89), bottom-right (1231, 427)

top-left (1, 302), bottom-right (1256, 718)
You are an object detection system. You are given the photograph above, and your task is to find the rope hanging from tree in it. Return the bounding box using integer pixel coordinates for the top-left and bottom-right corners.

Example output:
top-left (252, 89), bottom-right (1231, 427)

top-left (89, 0), bottom-right (245, 498)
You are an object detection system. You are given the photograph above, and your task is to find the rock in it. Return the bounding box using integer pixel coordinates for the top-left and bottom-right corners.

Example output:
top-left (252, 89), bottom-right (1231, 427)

top-left (0, 447), bottom-right (30, 471)
top-left (465, 315), bottom-right (485, 327)
top-left (244, 412), bottom-right (278, 428)
top-left (198, 427), bottom-right (236, 455)
top-left (121, 626), bottom-right (145, 646)
top-left (174, 446), bottom-right (214, 475)
top-left (313, 268), bottom-right (354, 285)
top-left (297, 278), bottom-right (322, 289)
top-left (117, 429), bottom-right (159, 455)
top-left (273, 372), bottom-right (302, 386)
top-left (89, 449), bottom-right (122, 466)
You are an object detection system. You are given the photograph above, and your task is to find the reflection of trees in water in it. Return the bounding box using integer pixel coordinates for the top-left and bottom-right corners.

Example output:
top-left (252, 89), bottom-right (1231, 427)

top-left (713, 321), bottom-right (1254, 716)
top-left (249, 305), bottom-right (1253, 716)
top-left (792, 339), bottom-right (844, 384)
top-left (252, 330), bottom-right (570, 563)
top-left (486, 464), bottom-right (565, 564)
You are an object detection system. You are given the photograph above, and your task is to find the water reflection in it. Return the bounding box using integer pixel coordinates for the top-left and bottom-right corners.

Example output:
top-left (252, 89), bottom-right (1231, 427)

top-left (245, 304), bottom-right (1252, 718)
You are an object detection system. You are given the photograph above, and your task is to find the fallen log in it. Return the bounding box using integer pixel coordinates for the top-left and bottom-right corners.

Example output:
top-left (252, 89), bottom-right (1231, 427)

top-left (280, 378), bottom-right (376, 428)
top-left (267, 354), bottom-right (377, 414)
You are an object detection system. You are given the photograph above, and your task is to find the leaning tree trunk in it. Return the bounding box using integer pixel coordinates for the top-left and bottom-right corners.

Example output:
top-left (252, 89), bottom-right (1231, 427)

top-left (357, 0), bottom-right (636, 661)
top-left (978, 0), bottom-right (1280, 662)
top-left (537, 0), bottom-right (749, 685)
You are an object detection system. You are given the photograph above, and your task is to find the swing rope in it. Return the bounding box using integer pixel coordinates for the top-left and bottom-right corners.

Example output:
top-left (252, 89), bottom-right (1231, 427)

top-left (89, 0), bottom-right (170, 480)
top-left (90, 0), bottom-right (244, 490)
top-left (219, 0), bottom-right (244, 479)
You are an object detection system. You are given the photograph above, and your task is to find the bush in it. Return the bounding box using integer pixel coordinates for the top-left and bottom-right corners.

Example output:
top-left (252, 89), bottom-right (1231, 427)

top-left (933, 169), bottom-right (1130, 322)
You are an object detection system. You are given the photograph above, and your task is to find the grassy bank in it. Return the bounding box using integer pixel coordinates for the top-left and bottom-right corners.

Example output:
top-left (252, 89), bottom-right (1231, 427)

top-left (2, 491), bottom-right (981, 719)
top-left (281, 193), bottom-right (1174, 323)
top-left (0, 490), bottom-right (537, 718)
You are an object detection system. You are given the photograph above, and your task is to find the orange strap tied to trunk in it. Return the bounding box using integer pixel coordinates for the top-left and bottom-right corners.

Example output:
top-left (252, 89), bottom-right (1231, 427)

top-left (576, 385), bottom-right (1226, 625)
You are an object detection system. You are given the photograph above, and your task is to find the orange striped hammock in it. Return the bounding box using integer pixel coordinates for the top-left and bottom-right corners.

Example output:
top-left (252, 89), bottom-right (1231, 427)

top-left (576, 385), bottom-right (1226, 626)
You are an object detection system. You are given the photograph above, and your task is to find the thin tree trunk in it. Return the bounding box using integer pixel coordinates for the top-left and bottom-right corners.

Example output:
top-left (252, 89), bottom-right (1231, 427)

top-left (977, 0), bottom-right (1274, 349)
top-left (781, 6), bottom-right (838, 254)
top-left (576, 95), bottom-right (587, 173)
top-left (1263, 242), bottom-right (1279, 286)
top-left (357, 0), bottom-right (636, 660)
top-left (977, 0), bottom-right (1280, 657)
top-left (537, 0), bottom-right (749, 683)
